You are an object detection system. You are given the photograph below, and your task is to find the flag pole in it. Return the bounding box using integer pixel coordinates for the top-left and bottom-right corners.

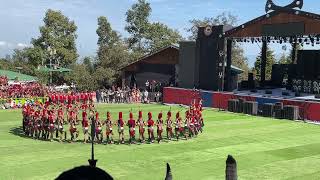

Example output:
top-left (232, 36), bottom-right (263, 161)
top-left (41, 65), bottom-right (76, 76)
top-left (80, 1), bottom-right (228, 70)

top-left (88, 114), bottom-right (97, 167)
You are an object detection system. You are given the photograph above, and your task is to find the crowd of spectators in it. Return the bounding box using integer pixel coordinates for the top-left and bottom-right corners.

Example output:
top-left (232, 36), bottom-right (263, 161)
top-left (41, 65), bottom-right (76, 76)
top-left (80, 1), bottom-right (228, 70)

top-left (0, 76), bottom-right (8, 86)
top-left (0, 76), bottom-right (166, 109)
top-left (0, 82), bottom-right (48, 99)
top-left (96, 85), bottom-right (162, 104)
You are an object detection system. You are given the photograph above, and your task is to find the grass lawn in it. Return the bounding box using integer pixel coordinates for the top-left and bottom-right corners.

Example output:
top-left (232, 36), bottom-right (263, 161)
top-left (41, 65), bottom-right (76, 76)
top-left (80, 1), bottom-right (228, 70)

top-left (1, 103), bottom-right (320, 180)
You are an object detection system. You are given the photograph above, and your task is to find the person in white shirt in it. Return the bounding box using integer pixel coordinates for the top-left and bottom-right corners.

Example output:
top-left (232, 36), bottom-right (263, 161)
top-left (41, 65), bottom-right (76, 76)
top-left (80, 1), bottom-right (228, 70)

top-left (143, 90), bottom-right (149, 103)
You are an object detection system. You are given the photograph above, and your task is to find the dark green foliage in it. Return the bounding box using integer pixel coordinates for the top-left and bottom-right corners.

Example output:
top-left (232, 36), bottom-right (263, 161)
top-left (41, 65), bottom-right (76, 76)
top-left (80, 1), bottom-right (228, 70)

top-left (253, 47), bottom-right (276, 81)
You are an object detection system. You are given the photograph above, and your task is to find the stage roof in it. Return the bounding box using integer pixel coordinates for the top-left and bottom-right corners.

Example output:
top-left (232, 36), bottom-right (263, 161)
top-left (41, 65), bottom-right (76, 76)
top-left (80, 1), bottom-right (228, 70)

top-left (0, 70), bottom-right (37, 82)
top-left (121, 44), bottom-right (243, 74)
top-left (225, 8), bottom-right (320, 38)
top-left (37, 67), bottom-right (72, 73)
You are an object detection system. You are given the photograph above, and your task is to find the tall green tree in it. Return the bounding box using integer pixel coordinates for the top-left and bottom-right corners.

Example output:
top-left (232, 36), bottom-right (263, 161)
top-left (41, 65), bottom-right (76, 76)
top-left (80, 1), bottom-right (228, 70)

top-left (97, 16), bottom-right (120, 48)
top-left (253, 47), bottom-right (276, 81)
top-left (278, 53), bottom-right (290, 64)
top-left (278, 43), bottom-right (303, 64)
top-left (24, 47), bottom-right (45, 67)
top-left (96, 16), bottom-right (131, 87)
top-left (9, 49), bottom-right (36, 76)
top-left (92, 67), bottom-right (115, 88)
top-left (32, 9), bottom-right (78, 67)
top-left (232, 44), bottom-right (249, 80)
top-left (0, 57), bottom-right (13, 70)
top-left (82, 56), bottom-right (95, 74)
top-left (125, 0), bottom-right (151, 53)
top-left (65, 64), bottom-right (97, 91)
top-left (125, 0), bottom-right (181, 54)
top-left (145, 22), bottom-right (182, 52)
top-left (186, 12), bottom-right (238, 40)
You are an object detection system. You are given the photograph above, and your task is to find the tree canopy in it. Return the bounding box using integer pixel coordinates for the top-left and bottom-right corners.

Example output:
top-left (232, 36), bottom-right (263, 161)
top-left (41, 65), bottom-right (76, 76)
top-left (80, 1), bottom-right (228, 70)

top-left (253, 47), bottom-right (276, 81)
top-left (186, 12), bottom-right (238, 40)
top-left (0, 3), bottom-right (257, 89)
top-left (32, 9), bottom-right (78, 67)
top-left (125, 0), bottom-right (182, 54)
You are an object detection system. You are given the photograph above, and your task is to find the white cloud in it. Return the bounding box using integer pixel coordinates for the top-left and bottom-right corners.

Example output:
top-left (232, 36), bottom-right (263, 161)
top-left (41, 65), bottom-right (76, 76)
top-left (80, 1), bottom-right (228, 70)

top-left (0, 41), bottom-right (7, 46)
top-left (17, 43), bottom-right (32, 48)
top-left (0, 41), bottom-right (32, 49)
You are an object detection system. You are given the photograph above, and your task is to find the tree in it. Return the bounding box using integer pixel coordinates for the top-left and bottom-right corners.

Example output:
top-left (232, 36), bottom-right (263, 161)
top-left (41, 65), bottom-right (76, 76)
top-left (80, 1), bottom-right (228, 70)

top-left (145, 22), bottom-right (182, 52)
top-left (65, 64), bottom-right (97, 91)
top-left (125, 0), bottom-right (181, 53)
top-left (186, 12), bottom-right (238, 40)
top-left (232, 44), bottom-right (249, 80)
top-left (0, 58), bottom-right (13, 70)
top-left (97, 16), bottom-right (120, 48)
top-left (32, 9), bottom-right (78, 67)
top-left (82, 56), bottom-right (95, 74)
top-left (278, 53), bottom-right (290, 64)
top-left (92, 67), bottom-right (115, 88)
top-left (24, 47), bottom-right (45, 67)
top-left (125, 0), bottom-right (151, 53)
top-left (10, 49), bottom-right (36, 76)
top-left (277, 43), bottom-right (303, 64)
top-left (253, 47), bottom-right (276, 81)
top-left (96, 16), bottom-right (131, 87)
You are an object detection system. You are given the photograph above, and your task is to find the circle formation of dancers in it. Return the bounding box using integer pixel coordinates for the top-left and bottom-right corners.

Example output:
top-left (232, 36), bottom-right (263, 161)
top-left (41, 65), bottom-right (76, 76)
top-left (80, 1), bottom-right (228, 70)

top-left (21, 100), bottom-right (204, 144)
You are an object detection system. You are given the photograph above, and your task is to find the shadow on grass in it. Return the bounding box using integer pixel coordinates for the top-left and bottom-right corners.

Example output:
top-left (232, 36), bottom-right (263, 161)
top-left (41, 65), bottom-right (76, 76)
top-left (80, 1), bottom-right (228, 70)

top-left (9, 126), bottom-right (28, 138)
top-left (9, 126), bottom-right (190, 145)
top-left (9, 126), bottom-right (64, 143)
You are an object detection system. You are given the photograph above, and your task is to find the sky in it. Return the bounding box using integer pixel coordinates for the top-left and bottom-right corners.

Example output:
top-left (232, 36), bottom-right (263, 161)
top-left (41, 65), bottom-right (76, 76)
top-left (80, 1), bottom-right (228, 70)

top-left (0, 0), bottom-right (320, 67)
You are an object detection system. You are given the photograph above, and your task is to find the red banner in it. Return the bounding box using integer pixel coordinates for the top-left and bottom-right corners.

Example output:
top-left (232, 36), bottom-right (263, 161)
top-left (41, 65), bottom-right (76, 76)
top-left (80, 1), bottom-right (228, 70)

top-left (163, 87), bottom-right (320, 122)
top-left (282, 100), bottom-right (320, 121)
top-left (163, 87), bottom-right (200, 105)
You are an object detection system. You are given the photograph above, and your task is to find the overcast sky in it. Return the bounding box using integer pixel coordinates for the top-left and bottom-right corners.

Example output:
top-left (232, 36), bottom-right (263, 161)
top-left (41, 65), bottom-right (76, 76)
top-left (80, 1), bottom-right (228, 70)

top-left (1, 0), bottom-right (320, 67)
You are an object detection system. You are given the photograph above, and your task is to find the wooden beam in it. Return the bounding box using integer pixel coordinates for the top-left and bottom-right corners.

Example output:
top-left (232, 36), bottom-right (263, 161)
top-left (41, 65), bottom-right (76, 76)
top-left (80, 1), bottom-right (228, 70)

top-left (261, 40), bottom-right (267, 86)
top-left (225, 39), bottom-right (233, 91)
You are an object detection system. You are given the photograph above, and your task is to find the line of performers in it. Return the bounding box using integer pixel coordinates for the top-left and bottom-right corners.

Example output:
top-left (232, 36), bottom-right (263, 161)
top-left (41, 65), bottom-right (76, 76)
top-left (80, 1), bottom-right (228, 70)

top-left (22, 102), bottom-right (204, 144)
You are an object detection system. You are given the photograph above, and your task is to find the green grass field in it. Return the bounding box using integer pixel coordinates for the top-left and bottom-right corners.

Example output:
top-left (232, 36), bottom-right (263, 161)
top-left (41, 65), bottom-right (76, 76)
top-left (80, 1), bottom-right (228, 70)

top-left (1, 104), bottom-right (320, 180)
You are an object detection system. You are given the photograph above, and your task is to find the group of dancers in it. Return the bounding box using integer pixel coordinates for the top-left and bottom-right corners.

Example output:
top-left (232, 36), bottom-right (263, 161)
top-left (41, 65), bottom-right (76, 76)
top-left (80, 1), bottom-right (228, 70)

top-left (21, 100), bottom-right (204, 144)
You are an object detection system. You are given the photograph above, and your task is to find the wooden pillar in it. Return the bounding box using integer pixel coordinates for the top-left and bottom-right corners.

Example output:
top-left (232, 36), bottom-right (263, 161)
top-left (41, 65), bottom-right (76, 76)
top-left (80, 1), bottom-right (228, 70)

top-left (226, 155), bottom-right (237, 180)
top-left (287, 42), bottom-right (297, 90)
top-left (121, 71), bottom-right (125, 88)
top-left (291, 42), bottom-right (297, 64)
top-left (261, 40), bottom-right (267, 87)
top-left (225, 39), bottom-right (232, 91)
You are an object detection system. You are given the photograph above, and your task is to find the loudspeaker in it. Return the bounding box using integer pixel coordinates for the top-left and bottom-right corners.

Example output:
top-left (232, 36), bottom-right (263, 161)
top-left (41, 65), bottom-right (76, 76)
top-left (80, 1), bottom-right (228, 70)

top-left (274, 102), bottom-right (283, 119)
top-left (179, 41), bottom-right (198, 88)
top-left (265, 90), bottom-right (272, 94)
top-left (282, 91), bottom-right (290, 96)
top-left (271, 64), bottom-right (285, 86)
top-left (297, 50), bottom-right (319, 80)
top-left (240, 81), bottom-right (249, 90)
top-left (197, 25), bottom-right (225, 91)
top-left (250, 89), bottom-right (258, 93)
top-left (315, 54), bottom-right (320, 79)
top-left (238, 98), bottom-right (244, 113)
top-left (283, 105), bottom-right (299, 120)
top-left (262, 103), bottom-right (274, 117)
top-left (243, 101), bottom-right (258, 115)
top-left (248, 73), bottom-right (255, 89)
top-left (228, 99), bottom-right (239, 112)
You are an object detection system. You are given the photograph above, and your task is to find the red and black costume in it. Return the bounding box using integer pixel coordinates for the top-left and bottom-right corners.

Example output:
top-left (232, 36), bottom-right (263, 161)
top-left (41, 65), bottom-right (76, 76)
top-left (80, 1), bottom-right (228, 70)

top-left (166, 111), bottom-right (174, 140)
top-left (156, 112), bottom-right (163, 143)
top-left (147, 112), bottom-right (155, 143)
top-left (137, 111), bottom-right (145, 142)
top-left (127, 112), bottom-right (136, 143)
